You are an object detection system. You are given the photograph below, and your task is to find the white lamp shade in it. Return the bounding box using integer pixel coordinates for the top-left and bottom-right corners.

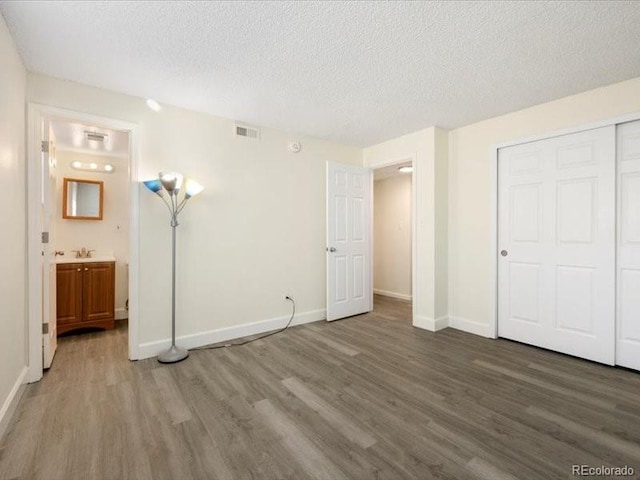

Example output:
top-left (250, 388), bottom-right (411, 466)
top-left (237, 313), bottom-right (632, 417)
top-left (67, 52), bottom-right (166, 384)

top-left (159, 171), bottom-right (183, 194)
top-left (185, 178), bottom-right (204, 198)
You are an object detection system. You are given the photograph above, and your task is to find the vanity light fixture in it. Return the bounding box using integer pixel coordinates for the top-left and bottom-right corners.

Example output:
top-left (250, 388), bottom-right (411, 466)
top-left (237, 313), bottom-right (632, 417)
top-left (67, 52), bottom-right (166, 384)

top-left (71, 160), bottom-right (115, 173)
top-left (398, 165), bottom-right (413, 173)
top-left (143, 172), bottom-right (204, 364)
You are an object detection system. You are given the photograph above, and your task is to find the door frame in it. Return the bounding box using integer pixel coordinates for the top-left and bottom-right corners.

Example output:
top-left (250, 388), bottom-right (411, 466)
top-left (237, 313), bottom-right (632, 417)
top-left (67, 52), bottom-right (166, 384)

top-left (369, 155), bottom-right (417, 317)
top-left (26, 103), bottom-right (140, 382)
top-left (490, 110), bottom-right (640, 340)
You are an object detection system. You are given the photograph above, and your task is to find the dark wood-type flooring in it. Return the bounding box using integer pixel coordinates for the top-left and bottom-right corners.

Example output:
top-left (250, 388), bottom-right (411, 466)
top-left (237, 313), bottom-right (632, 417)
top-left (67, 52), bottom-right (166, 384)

top-left (1, 295), bottom-right (640, 479)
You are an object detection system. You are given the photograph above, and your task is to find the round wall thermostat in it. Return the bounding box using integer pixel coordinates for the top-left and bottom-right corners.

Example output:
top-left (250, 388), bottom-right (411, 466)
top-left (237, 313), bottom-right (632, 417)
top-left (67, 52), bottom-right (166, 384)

top-left (288, 141), bottom-right (302, 153)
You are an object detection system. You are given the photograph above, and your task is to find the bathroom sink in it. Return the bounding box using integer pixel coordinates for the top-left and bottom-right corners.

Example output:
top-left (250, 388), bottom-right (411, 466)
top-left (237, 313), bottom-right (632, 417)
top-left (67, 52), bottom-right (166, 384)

top-left (55, 255), bottom-right (116, 264)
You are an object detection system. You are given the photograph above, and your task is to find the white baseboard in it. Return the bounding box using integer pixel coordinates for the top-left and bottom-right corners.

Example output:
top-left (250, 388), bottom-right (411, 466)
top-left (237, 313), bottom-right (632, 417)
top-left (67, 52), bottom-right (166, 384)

top-left (373, 289), bottom-right (412, 301)
top-left (115, 308), bottom-right (128, 320)
top-left (138, 308), bottom-right (326, 360)
top-left (413, 315), bottom-right (449, 332)
top-left (0, 366), bottom-right (28, 440)
top-left (448, 316), bottom-right (495, 338)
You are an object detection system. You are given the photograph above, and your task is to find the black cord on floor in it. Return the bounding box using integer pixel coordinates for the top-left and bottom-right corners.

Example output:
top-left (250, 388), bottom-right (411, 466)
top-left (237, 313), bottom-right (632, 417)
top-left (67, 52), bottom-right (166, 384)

top-left (191, 297), bottom-right (296, 351)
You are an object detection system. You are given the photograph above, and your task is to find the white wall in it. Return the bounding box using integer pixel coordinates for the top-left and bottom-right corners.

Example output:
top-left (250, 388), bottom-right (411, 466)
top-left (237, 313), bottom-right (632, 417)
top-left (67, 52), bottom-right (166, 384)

top-left (54, 151), bottom-right (130, 319)
top-left (27, 73), bottom-right (362, 356)
top-left (448, 76), bottom-right (640, 336)
top-left (0, 13), bottom-right (27, 428)
top-left (364, 127), bottom-right (448, 330)
top-left (374, 174), bottom-right (412, 300)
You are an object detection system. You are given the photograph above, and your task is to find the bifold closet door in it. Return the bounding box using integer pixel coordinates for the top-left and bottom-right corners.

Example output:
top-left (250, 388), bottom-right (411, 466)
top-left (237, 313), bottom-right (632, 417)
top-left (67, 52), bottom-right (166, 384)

top-left (616, 120), bottom-right (640, 370)
top-left (498, 126), bottom-right (616, 365)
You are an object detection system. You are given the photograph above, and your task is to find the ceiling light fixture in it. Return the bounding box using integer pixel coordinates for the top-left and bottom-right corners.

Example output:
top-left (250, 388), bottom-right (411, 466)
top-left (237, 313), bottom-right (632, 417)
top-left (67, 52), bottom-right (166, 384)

top-left (146, 99), bottom-right (162, 112)
top-left (398, 165), bottom-right (413, 173)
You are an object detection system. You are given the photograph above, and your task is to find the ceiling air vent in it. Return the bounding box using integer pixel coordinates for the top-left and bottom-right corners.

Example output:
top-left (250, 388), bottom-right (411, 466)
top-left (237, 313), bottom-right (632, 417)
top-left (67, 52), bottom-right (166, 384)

top-left (234, 124), bottom-right (260, 140)
top-left (85, 131), bottom-right (108, 142)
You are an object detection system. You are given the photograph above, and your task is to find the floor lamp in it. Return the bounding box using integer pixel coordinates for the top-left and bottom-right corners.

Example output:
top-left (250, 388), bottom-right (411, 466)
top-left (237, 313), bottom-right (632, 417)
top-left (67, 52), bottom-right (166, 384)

top-left (144, 172), bottom-right (204, 363)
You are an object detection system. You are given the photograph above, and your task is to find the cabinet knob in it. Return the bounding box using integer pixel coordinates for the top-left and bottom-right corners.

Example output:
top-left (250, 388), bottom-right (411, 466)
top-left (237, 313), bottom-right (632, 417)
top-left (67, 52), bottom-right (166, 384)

top-left (84, 268), bottom-right (89, 271)
top-left (77, 268), bottom-right (81, 272)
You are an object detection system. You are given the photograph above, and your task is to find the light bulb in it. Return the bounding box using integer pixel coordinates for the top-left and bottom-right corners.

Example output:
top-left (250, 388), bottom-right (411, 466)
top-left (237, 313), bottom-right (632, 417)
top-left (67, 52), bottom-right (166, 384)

top-left (104, 164), bottom-right (114, 172)
top-left (71, 161), bottom-right (82, 168)
top-left (185, 178), bottom-right (204, 198)
top-left (89, 162), bottom-right (98, 170)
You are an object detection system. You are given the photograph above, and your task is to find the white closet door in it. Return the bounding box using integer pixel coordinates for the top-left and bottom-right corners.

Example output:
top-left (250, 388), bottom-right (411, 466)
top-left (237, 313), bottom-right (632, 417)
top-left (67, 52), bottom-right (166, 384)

top-left (616, 121), bottom-right (640, 370)
top-left (498, 126), bottom-right (616, 364)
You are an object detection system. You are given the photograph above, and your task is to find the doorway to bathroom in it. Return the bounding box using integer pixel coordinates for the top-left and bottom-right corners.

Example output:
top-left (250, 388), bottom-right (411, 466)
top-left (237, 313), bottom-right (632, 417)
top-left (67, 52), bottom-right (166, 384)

top-left (27, 104), bottom-right (139, 382)
top-left (372, 159), bottom-right (414, 324)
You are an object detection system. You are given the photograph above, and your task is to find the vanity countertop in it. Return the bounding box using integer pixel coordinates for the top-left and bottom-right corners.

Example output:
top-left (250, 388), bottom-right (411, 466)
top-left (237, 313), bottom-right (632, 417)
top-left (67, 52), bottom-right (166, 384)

top-left (56, 255), bottom-right (116, 264)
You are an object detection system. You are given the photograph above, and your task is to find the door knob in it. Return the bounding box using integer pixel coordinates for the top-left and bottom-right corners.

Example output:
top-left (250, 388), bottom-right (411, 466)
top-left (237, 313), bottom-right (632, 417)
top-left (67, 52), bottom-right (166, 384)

top-left (501, 250), bottom-right (508, 257)
top-left (327, 247), bottom-right (337, 252)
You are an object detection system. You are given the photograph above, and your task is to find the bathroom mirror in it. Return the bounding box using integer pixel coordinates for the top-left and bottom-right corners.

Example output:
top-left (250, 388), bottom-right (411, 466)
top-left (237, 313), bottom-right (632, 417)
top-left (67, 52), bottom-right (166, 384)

top-left (63, 178), bottom-right (104, 220)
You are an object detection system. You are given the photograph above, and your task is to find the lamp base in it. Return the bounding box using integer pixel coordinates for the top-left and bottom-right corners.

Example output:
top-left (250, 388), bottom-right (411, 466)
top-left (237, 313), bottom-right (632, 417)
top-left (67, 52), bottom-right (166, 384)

top-left (157, 345), bottom-right (189, 363)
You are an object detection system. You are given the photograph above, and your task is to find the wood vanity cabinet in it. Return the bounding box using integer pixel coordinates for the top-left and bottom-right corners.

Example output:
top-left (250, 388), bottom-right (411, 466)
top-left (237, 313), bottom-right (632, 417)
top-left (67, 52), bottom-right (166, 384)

top-left (56, 262), bottom-right (115, 335)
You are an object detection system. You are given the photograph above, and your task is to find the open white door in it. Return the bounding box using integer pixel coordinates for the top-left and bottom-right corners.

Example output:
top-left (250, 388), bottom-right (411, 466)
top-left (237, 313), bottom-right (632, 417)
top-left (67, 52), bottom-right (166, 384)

top-left (42, 121), bottom-right (57, 369)
top-left (326, 162), bottom-right (372, 321)
top-left (498, 126), bottom-right (616, 364)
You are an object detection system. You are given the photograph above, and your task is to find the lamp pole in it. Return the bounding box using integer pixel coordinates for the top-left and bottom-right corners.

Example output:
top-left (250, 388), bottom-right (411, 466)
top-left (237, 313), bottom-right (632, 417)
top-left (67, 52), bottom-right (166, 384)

top-left (143, 173), bottom-right (203, 364)
top-left (158, 205), bottom-right (187, 363)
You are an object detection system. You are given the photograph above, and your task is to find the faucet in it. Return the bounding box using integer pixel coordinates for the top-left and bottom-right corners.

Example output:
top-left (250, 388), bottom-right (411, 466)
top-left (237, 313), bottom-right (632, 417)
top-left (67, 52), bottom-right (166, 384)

top-left (71, 248), bottom-right (95, 259)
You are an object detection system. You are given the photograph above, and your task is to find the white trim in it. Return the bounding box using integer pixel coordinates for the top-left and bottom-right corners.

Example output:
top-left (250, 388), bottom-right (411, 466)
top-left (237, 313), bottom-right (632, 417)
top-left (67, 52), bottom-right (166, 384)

top-left (137, 308), bottom-right (326, 360)
top-left (368, 154), bottom-right (418, 324)
top-left (489, 147), bottom-right (499, 339)
top-left (489, 110), bottom-right (640, 341)
top-left (27, 104), bottom-right (140, 382)
top-left (373, 289), bottom-right (412, 301)
top-left (115, 307), bottom-right (128, 320)
top-left (0, 367), bottom-right (28, 440)
top-left (449, 316), bottom-right (494, 338)
top-left (413, 315), bottom-right (448, 332)
top-left (26, 104), bottom-right (43, 382)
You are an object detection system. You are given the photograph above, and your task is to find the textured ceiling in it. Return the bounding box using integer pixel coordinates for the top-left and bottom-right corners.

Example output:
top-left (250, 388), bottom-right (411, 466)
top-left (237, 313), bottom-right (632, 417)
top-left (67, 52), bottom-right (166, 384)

top-left (2, 1), bottom-right (640, 147)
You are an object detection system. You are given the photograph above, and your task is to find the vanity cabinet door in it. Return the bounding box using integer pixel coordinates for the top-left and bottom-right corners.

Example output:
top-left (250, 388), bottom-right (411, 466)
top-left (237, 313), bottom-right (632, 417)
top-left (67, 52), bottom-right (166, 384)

top-left (83, 262), bottom-right (115, 323)
top-left (56, 263), bottom-right (83, 325)
top-left (56, 261), bottom-right (115, 335)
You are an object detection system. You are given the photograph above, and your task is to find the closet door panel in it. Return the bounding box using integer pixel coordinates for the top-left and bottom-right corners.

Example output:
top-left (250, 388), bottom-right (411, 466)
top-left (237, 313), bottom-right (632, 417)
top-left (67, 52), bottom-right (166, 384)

top-left (498, 126), bottom-right (616, 365)
top-left (617, 120), bottom-right (640, 370)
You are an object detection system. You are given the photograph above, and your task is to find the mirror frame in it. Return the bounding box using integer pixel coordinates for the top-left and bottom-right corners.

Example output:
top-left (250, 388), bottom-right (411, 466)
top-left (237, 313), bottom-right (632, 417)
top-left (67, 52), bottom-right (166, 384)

top-left (62, 177), bottom-right (104, 220)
